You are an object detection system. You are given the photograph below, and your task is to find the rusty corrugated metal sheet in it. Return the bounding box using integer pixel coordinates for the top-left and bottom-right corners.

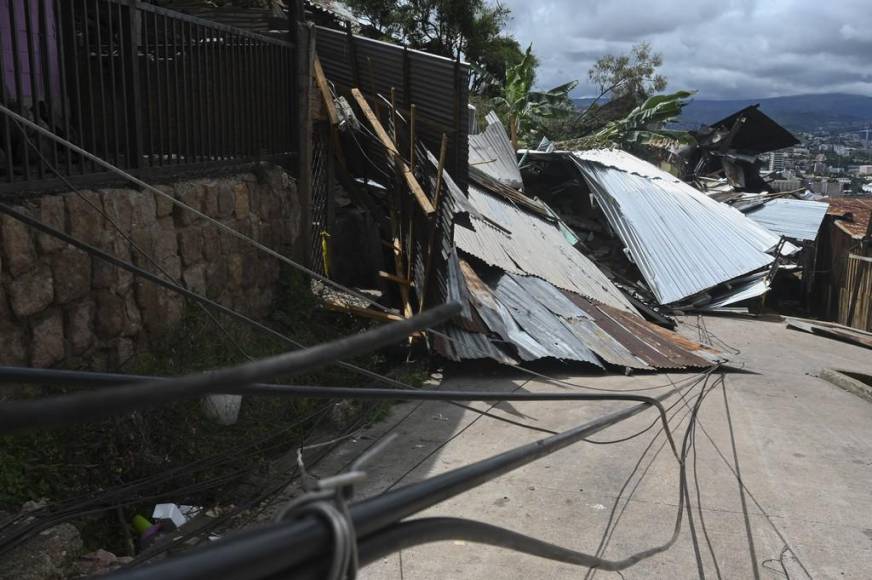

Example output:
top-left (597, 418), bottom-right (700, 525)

top-left (828, 197), bottom-right (872, 239)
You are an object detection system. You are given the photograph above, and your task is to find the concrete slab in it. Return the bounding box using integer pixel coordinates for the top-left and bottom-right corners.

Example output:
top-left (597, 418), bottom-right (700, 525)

top-left (293, 315), bottom-right (872, 578)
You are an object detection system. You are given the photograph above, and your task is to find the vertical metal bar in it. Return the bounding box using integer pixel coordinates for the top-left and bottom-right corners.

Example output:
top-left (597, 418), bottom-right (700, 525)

top-left (53, 0), bottom-right (73, 175)
top-left (94, 0), bottom-right (110, 168)
top-left (105, 0), bottom-right (120, 166)
top-left (116, 1), bottom-right (131, 168)
top-left (141, 3), bottom-right (152, 167)
top-left (202, 24), bottom-right (211, 161)
top-left (0, 0), bottom-right (15, 181)
top-left (229, 32), bottom-right (238, 160)
top-left (124, 1), bottom-right (143, 171)
top-left (8, 0), bottom-right (29, 180)
top-left (193, 21), bottom-right (203, 162)
top-left (173, 17), bottom-right (183, 164)
top-left (81, 0), bottom-right (98, 173)
top-left (38, 0), bottom-right (59, 172)
top-left (177, 17), bottom-right (187, 164)
top-left (243, 36), bottom-right (251, 156)
top-left (22, 0), bottom-right (45, 177)
top-left (156, 11), bottom-right (166, 167)
top-left (197, 25), bottom-right (209, 161)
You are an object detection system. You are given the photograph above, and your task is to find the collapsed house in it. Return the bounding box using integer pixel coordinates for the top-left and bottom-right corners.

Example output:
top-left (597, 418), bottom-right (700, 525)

top-left (679, 105), bottom-right (800, 194)
top-left (521, 147), bottom-right (797, 311)
top-left (434, 116), bottom-right (721, 369)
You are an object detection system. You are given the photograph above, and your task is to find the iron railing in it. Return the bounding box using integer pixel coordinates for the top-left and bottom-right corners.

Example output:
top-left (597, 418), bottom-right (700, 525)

top-left (0, 0), bottom-right (296, 195)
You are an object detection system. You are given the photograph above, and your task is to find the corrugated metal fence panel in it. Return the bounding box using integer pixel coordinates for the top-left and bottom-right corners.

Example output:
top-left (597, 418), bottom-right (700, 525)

top-left (468, 112), bottom-right (523, 189)
top-left (315, 25), bottom-right (469, 191)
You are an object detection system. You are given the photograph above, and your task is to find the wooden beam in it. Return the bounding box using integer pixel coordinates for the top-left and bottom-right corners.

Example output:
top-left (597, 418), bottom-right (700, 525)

top-left (379, 271), bottom-right (413, 286)
top-left (313, 55), bottom-right (339, 127)
top-left (324, 301), bottom-right (404, 322)
top-left (350, 88), bottom-right (436, 217)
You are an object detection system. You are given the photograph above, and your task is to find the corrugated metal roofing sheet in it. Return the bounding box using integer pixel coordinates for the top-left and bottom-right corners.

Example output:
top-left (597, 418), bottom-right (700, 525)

top-left (827, 197), bottom-right (872, 239)
top-left (745, 198), bottom-right (829, 242)
top-left (572, 149), bottom-right (781, 305)
top-left (454, 183), bottom-right (636, 313)
top-left (469, 113), bottom-right (523, 190)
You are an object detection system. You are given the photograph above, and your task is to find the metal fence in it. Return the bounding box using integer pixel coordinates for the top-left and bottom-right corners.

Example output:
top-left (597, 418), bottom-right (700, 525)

top-left (0, 0), bottom-right (296, 195)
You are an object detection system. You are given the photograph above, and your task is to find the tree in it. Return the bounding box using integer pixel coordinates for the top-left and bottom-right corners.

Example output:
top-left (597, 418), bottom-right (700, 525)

top-left (344, 0), bottom-right (526, 96)
top-left (557, 91), bottom-right (694, 152)
top-left (492, 45), bottom-right (576, 150)
top-left (588, 41), bottom-right (667, 104)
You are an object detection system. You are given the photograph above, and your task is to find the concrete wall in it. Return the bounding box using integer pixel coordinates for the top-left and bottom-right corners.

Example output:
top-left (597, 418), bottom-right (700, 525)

top-left (0, 165), bottom-right (302, 370)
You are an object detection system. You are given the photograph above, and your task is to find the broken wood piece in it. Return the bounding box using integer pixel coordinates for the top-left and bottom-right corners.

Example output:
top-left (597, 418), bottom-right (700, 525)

top-left (419, 133), bottom-right (450, 310)
top-left (313, 56), bottom-right (339, 126)
top-left (324, 301), bottom-right (403, 322)
top-left (379, 271), bottom-right (413, 286)
top-left (350, 88), bottom-right (436, 216)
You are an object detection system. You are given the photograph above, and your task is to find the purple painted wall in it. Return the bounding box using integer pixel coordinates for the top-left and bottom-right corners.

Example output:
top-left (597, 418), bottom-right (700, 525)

top-left (1, 0), bottom-right (60, 102)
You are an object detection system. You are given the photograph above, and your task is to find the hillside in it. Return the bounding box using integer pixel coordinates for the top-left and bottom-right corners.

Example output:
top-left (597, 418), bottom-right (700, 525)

top-left (574, 93), bottom-right (872, 132)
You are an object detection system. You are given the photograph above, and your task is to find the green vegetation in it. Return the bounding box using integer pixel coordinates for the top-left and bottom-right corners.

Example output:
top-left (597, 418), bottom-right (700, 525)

top-left (0, 269), bottom-right (418, 552)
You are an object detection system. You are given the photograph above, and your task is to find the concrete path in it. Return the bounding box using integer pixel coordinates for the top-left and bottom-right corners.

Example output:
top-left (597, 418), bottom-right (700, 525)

top-left (304, 315), bottom-right (872, 579)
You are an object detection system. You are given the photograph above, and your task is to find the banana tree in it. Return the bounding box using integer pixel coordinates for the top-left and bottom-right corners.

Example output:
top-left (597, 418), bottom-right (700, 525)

top-left (493, 45), bottom-right (577, 150)
top-left (559, 90), bottom-right (695, 151)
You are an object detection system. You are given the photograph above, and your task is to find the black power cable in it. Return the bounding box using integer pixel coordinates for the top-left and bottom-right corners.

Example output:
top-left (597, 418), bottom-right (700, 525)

top-left (0, 303), bottom-right (460, 434)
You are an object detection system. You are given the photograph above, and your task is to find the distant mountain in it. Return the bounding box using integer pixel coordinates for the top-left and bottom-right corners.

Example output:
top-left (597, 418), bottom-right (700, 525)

top-left (573, 93), bottom-right (872, 133)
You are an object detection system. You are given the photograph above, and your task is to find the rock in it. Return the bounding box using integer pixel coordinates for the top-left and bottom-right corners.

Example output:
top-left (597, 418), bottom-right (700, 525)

top-left (178, 227), bottom-right (204, 266)
top-left (100, 189), bottom-right (135, 234)
top-left (66, 299), bottom-right (95, 355)
top-left (51, 248), bottom-right (91, 304)
top-left (205, 261), bottom-right (227, 299)
top-left (0, 324), bottom-right (27, 365)
top-left (154, 185), bottom-right (175, 217)
top-left (9, 264), bottom-right (54, 318)
top-left (155, 216), bottom-right (179, 262)
top-left (130, 190), bottom-right (158, 229)
top-left (65, 191), bottom-right (104, 246)
top-left (122, 292), bottom-right (142, 337)
top-left (37, 196), bottom-right (68, 254)
top-left (0, 523), bottom-right (82, 580)
top-left (202, 227), bottom-right (221, 261)
top-left (227, 254), bottom-right (244, 289)
top-left (174, 182), bottom-right (204, 226)
top-left (203, 181), bottom-right (220, 217)
top-left (183, 263), bottom-right (207, 296)
top-left (1, 211), bottom-right (38, 276)
top-left (95, 291), bottom-right (124, 338)
top-left (30, 309), bottom-right (65, 368)
top-left (216, 182), bottom-right (236, 219)
top-left (233, 183), bottom-right (250, 219)
top-left (113, 337), bottom-right (136, 366)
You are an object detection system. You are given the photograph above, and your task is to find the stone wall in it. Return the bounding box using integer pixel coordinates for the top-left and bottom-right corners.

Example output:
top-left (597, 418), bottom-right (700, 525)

top-left (0, 165), bottom-right (302, 370)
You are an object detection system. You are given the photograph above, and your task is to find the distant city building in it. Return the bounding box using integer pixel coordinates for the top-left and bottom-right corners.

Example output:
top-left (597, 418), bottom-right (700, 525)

top-left (771, 179), bottom-right (803, 193)
top-left (768, 151), bottom-right (786, 172)
top-left (833, 145), bottom-right (852, 156)
top-left (812, 178), bottom-right (846, 196)
top-left (858, 165), bottom-right (872, 176)
top-left (829, 166), bottom-right (845, 174)
top-left (813, 161), bottom-right (827, 174)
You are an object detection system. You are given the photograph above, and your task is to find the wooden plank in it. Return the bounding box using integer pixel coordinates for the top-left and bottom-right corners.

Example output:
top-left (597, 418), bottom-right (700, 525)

top-left (350, 88), bottom-right (435, 216)
top-left (379, 271), bottom-right (413, 286)
top-left (313, 55), bottom-right (339, 126)
top-left (325, 301), bottom-right (404, 322)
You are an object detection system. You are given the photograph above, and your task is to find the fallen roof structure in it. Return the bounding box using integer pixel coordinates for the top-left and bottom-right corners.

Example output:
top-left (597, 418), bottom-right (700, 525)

top-left (744, 198), bottom-right (829, 242)
top-left (569, 149), bottom-right (787, 307)
top-left (435, 118), bottom-right (722, 369)
top-left (682, 105), bottom-right (800, 193)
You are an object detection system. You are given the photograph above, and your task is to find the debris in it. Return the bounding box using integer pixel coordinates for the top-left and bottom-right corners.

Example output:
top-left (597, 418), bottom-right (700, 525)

top-left (0, 523), bottom-right (82, 580)
top-left (786, 317), bottom-right (872, 350)
top-left (744, 198), bottom-right (829, 242)
top-left (152, 504), bottom-right (194, 530)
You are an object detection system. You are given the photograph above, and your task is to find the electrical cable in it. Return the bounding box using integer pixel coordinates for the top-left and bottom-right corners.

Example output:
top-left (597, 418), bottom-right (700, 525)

top-left (0, 303), bottom-right (460, 434)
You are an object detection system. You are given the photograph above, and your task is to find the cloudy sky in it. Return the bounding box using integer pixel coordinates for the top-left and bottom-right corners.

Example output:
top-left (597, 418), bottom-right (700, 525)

top-left (498, 0), bottom-right (872, 99)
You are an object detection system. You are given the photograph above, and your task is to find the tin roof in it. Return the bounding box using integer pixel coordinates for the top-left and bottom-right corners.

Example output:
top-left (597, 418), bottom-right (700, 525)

top-left (454, 183), bottom-right (636, 312)
top-left (745, 198), bottom-right (829, 242)
top-left (827, 197), bottom-right (872, 239)
top-left (469, 112), bottom-right (524, 190)
top-left (571, 149), bottom-right (780, 305)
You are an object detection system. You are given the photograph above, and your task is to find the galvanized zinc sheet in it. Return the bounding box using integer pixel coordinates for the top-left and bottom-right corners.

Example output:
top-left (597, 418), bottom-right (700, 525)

top-left (745, 198), bottom-right (829, 242)
top-left (454, 183), bottom-right (636, 312)
top-left (572, 149), bottom-right (781, 305)
top-left (468, 112), bottom-right (523, 190)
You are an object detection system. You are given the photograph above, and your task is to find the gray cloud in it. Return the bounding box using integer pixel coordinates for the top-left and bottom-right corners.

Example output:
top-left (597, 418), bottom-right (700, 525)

top-left (498, 0), bottom-right (872, 98)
